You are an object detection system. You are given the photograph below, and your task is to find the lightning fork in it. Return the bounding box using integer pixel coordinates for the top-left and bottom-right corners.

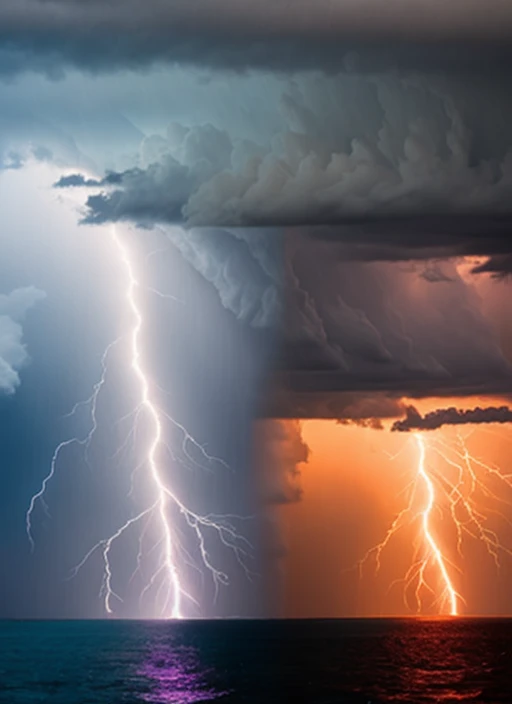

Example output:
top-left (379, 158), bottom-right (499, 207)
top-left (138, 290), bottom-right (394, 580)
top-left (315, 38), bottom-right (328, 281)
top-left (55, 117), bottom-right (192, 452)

top-left (27, 224), bottom-right (252, 619)
top-left (351, 425), bottom-right (512, 616)
top-left (26, 339), bottom-right (119, 550)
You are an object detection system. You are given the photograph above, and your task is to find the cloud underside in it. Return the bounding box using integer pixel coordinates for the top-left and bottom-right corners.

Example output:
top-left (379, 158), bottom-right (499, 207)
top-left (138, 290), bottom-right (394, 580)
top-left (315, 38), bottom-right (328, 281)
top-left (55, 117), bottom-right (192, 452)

top-left (3, 0), bottom-right (512, 78)
top-left (392, 404), bottom-right (512, 431)
top-left (164, 226), bottom-right (512, 421)
top-left (54, 69), bottom-right (512, 229)
top-left (66, 144), bottom-right (512, 229)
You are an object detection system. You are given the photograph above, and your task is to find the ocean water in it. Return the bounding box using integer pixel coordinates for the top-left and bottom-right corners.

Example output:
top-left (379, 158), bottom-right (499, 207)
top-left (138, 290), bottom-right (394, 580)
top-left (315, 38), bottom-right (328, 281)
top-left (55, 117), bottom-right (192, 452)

top-left (0, 619), bottom-right (511, 703)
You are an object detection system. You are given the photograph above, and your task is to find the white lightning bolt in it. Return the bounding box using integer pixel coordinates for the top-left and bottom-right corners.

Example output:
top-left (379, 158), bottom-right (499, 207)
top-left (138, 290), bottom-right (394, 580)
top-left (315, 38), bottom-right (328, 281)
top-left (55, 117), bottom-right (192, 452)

top-left (112, 226), bottom-right (186, 617)
top-left (27, 225), bottom-right (253, 619)
top-left (26, 339), bottom-right (118, 551)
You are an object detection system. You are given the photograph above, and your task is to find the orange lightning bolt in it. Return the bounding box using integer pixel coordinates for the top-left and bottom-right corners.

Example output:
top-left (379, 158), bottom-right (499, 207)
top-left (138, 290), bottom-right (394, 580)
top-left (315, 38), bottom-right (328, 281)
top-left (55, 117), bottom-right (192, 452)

top-left (354, 424), bottom-right (512, 617)
top-left (415, 433), bottom-right (458, 616)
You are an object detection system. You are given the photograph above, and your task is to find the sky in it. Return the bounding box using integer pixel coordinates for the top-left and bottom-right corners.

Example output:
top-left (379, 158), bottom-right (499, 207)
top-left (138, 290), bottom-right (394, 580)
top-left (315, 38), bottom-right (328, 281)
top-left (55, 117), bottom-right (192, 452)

top-left (2, 0), bottom-right (512, 619)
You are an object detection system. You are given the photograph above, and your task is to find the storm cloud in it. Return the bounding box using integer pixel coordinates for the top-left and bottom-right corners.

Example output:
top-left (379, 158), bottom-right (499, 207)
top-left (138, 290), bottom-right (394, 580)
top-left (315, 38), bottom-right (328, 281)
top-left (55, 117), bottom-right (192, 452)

top-left (52, 71), bottom-right (512, 228)
top-left (161, 228), bottom-right (283, 329)
top-left (278, 234), bottom-right (512, 403)
top-left (3, 0), bottom-right (512, 79)
top-left (114, 223), bottom-right (512, 418)
top-left (163, 224), bottom-right (512, 420)
top-left (5, 6), bottom-right (512, 425)
top-left (392, 404), bottom-right (512, 431)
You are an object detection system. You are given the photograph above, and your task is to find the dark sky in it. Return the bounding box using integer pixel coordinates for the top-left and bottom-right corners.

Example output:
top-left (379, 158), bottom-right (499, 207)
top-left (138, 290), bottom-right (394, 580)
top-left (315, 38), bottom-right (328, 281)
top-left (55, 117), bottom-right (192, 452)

top-left (2, 0), bottom-right (512, 618)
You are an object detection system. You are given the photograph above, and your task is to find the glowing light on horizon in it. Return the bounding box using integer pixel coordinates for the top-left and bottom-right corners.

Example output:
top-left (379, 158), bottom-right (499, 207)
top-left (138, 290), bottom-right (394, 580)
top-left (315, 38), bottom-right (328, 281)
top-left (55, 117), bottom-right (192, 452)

top-left (26, 225), bottom-right (252, 619)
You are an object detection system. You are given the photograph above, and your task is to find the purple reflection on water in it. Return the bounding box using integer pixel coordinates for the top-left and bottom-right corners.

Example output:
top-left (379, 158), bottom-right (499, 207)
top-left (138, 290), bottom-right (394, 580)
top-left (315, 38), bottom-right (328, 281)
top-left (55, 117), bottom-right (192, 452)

top-left (139, 644), bottom-right (228, 704)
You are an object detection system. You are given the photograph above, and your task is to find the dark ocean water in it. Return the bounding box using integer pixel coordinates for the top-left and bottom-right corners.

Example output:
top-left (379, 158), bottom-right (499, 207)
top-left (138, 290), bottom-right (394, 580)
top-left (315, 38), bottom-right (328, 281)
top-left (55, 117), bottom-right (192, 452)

top-left (0, 619), bottom-right (511, 704)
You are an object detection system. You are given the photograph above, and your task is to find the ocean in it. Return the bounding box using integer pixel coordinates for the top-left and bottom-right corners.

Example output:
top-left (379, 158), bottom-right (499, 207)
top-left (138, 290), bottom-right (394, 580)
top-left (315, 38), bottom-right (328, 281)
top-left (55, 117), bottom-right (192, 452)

top-left (0, 619), bottom-right (510, 703)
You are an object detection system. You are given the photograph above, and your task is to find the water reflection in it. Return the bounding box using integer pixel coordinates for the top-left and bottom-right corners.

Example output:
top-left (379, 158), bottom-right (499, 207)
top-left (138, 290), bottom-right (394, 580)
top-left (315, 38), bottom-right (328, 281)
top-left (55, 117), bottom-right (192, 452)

top-left (139, 640), bottom-right (228, 704)
top-left (379, 619), bottom-right (490, 702)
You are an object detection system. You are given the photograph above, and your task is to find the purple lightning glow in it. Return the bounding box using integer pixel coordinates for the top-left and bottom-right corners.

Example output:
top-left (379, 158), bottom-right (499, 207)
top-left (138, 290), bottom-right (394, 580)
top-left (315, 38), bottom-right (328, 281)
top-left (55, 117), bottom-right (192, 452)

top-left (139, 644), bottom-right (228, 703)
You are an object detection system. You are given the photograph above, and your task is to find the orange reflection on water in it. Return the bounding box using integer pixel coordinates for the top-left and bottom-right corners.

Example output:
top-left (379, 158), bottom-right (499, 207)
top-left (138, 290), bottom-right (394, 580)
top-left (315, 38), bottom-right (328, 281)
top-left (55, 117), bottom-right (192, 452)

top-left (380, 619), bottom-right (490, 702)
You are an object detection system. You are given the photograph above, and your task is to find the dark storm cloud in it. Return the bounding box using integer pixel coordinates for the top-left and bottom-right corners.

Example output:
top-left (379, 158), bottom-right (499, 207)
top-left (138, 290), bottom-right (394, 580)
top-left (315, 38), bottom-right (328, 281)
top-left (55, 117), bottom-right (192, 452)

top-left (263, 388), bottom-right (406, 421)
top-left (300, 217), bottom-right (512, 278)
top-left (56, 70), bottom-right (512, 228)
top-left (26, 42), bottom-right (512, 423)
top-left (392, 404), bottom-right (512, 431)
top-left (471, 254), bottom-right (512, 278)
top-left (100, 222), bottom-right (512, 419)
top-left (338, 417), bottom-right (385, 429)
top-left (265, 234), bottom-right (512, 418)
top-left (3, 0), bottom-right (512, 79)
top-left (306, 216), bottom-right (512, 262)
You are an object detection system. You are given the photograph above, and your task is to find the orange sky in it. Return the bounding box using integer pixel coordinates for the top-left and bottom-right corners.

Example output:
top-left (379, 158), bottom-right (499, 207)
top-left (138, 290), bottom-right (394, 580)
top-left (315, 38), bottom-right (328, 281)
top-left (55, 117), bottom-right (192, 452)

top-left (275, 396), bottom-right (512, 618)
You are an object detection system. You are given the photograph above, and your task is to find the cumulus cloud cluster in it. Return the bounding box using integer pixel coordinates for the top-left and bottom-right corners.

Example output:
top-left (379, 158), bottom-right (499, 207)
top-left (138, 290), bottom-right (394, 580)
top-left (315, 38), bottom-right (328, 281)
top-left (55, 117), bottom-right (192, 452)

top-left (54, 76), bottom-right (512, 227)
top-left (47, 72), bottom-right (512, 425)
top-left (5, 35), bottom-right (512, 425)
top-left (392, 404), bottom-right (512, 431)
top-left (0, 287), bottom-right (46, 394)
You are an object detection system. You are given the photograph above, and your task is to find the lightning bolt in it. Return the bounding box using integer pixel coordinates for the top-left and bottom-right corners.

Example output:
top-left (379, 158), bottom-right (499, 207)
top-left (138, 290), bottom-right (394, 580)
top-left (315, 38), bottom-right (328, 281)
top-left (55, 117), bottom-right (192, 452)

top-left (26, 225), bottom-right (253, 619)
top-left (354, 428), bottom-right (512, 616)
top-left (415, 434), bottom-right (458, 616)
top-left (26, 338), bottom-right (118, 551)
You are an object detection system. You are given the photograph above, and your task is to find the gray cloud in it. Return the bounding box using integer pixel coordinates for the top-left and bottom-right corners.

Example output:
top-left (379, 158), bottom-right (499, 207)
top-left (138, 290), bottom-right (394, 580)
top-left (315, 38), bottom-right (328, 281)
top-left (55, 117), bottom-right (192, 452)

top-left (4, 51), bottom-right (511, 420)
top-left (471, 254), bottom-right (512, 278)
top-left (280, 236), bottom-right (512, 396)
top-left (305, 215), bottom-right (512, 258)
top-left (54, 173), bottom-right (103, 188)
top-left (0, 286), bottom-right (46, 394)
top-left (244, 228), bottom-right (512, 420)
top-left (108, 221), bottom-right (512, 417)
top-left (162, 228), bottom-right (283, 329)
top-left (56, 74), bottom-right (512, 228)
top-left (392, 404), bottom-right (512, 431)
top-left (3, 0), bottom-right (512, 79)
top-left (264, 389), bottom-right (406, 420)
